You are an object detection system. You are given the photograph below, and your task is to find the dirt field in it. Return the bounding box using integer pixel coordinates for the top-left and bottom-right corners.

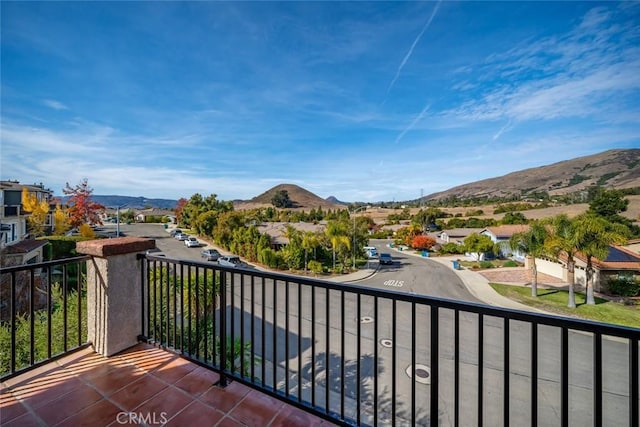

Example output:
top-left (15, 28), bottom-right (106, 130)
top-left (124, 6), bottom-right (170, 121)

top-left (364, 195), bottom-right (640, 224)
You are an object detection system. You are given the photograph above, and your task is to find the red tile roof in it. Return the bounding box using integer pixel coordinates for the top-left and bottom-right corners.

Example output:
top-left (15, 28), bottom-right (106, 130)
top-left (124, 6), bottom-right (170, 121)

top-left (3, 239), bottom-right (48, 254)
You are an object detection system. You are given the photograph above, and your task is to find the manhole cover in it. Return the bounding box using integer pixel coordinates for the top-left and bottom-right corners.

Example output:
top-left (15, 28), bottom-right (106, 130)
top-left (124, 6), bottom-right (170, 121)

top-left (406, 364), bottom-right (430, 384)
top-left (380, 339), bottom-right (393, 348)
top-left (360, 316), bottom-right (374, 324)
top-left (415, 368), bottom-right (429, 379)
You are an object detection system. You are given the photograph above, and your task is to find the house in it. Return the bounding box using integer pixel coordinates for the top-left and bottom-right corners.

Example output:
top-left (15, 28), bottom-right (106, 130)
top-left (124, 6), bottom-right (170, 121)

top-left (256, 221), bottom-right (327, 250)
top-left (535, 244), bottom-right (640, 293)
top-left (0, 180), bottom-right (52, 265)
top-left (380, 220), bottom-right (411, 236)
top-left (438, 228), bottom-right (483, 245)
top-left (626, 238), bottom-right (640, 254)
top-left (134, 208), bottom-right (174, 223)
top-left (480, 225), bottom-right (529, 260)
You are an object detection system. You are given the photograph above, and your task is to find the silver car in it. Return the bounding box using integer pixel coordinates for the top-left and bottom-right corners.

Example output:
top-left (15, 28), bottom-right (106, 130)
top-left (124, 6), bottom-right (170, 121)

top-left (217, 255), bottom-right (245, 268)
top-left (201, 249), bottom-right (221, 261)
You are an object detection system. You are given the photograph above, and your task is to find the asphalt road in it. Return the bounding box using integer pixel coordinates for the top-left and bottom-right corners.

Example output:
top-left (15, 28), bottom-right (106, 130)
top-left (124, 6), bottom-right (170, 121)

top-left (362, 239), bottom-right (479, 303)
top-left (101, 222), bottom-right (218, 262)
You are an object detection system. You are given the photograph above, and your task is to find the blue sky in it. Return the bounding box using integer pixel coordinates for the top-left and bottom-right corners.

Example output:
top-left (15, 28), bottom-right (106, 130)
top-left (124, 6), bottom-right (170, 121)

top-left (2, 1), bottom-right (639, 203)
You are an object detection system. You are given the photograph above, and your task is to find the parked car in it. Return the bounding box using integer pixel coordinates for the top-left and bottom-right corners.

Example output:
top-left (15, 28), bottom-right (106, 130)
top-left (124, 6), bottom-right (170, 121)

top-left (379, 253), bottom-right (393, 265)
top-left (364, 246), bottom-right (378, 258)
top-left (174, 233), bottom-right (188, 241)
top-left (185, 237), bottom-right (201, 247)
top-left (217, 255), bottom-right (246, 268)
top-left (145, 247), bottom-right (165, 257)
top-left (170, 228), bottom-right (182, 236)
top-left (201, 248), bottom-right (221, 261)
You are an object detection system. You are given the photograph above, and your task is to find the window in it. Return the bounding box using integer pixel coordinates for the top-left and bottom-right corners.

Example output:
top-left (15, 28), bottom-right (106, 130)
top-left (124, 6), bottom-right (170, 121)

top-left (617, 271), bottom-right (633, 281)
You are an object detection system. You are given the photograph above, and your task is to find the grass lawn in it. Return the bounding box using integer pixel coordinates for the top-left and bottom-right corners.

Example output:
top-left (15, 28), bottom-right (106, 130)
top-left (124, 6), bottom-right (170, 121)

top-left (489, 283), bottom-right (640, 329)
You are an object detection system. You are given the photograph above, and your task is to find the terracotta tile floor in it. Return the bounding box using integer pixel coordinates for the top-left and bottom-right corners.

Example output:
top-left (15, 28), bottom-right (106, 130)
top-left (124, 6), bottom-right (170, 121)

top-left (1, 343), bottom-right (336, 426)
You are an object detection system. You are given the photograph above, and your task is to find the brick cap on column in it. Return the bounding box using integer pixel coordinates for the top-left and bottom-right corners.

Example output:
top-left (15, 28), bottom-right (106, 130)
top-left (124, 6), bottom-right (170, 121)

top-left (76, 237), bottom-right (156, 257)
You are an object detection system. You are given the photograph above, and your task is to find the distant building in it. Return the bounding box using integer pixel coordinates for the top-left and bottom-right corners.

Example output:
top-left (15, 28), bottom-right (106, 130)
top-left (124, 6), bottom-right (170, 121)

top-left (0, 180), bottom-right (53, 265)
top-left (256, 222), bottom-right (327, 250)
top-left (437, 228), bottom-right (483, 245)
top-left (480, 225), bottom-right (529, 260)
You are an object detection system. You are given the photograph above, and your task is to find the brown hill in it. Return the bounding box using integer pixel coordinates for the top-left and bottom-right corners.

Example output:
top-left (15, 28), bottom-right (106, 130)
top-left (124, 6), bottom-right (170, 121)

top-left (234, 184), bottom-right (345, 211)
top-left (426, 149), bottom-right (640, 201)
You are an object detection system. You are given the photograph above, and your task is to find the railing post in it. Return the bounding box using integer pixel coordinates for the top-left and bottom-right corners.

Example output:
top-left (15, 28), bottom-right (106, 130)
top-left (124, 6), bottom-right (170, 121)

top-left (76, 237), bottom-right (155, 357)
top-left (218, 271), bottom-right (228, 387)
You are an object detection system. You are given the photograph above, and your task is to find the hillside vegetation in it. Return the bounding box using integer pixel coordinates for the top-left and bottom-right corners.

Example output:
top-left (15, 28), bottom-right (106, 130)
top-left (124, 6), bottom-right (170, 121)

top-left (234, 183), bottom-right (345, 210)
top-left (425, 149), bottom-right (640, 202)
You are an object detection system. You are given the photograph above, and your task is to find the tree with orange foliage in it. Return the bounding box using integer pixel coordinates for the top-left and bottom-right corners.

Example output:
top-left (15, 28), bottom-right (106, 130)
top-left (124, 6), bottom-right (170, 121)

top-left (21, 187), bottom-right (50, 237)
top-left (411, 235), bottom-right (436, 250)
top-left (52, 204), bottom-right (70, 236)
top-left (62, 179), bottom-right (105, 228)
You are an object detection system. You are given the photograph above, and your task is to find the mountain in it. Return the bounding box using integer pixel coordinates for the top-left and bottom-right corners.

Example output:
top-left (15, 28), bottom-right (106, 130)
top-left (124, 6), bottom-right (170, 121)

top-left (63, 195), bottom-right (178, 210)
top-left (425, 149), bottom-right (640, 201)
top-left (234, 184), bottom-right (345, 210)
top-left (326, 196), bottom-right (348, 205)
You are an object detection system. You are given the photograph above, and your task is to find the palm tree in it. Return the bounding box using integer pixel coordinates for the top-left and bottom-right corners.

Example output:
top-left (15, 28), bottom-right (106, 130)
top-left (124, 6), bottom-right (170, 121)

top-left (572, 214), bottom-right (628, 305)
top-left (509, 222), bottom-right (548, 297)
top-left (325, 221), bottom-right (350, 271)
top-left (301, 231), bottom-right (320, 272)
top-left (544, 214), bottom-right (581, 308)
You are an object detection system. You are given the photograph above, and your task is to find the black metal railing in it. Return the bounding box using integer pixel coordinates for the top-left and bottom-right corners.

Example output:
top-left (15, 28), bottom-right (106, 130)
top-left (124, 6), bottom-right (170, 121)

top-left (141, 255), bottom-right (640, 426)
top-left (0, 256), bottom-right (91, 380)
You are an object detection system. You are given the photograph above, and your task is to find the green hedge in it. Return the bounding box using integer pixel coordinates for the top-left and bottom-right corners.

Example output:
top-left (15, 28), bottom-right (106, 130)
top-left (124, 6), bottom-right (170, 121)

top-left (607, 278), bottom-right (640, 297)
top-left (39, 236), bottom-right (93, 259)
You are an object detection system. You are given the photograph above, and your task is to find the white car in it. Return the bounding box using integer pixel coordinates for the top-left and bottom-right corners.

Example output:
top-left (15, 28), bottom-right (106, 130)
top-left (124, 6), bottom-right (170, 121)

top-left (175, 233), bottom-right (188, 241)
top-left (217, 255), bottom-right (245, 268)
top-left (184, 237), bottom-right (200, 247)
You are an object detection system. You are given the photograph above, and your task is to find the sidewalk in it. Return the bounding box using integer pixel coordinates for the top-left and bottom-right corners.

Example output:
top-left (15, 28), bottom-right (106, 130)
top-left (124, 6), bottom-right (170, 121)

top-left (325, 264), bottom-right (379, 283)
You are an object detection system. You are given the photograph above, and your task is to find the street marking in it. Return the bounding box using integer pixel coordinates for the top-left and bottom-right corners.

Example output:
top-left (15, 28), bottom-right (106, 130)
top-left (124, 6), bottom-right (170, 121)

top-left (383, 279), bottom-right (404, 288)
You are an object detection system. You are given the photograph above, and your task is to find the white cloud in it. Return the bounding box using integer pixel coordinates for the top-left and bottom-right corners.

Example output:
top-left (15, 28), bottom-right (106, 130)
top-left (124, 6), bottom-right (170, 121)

top-left (42, 99), bottom-right (68, 110)
top-left (447, 5), bottom-right (640, 124)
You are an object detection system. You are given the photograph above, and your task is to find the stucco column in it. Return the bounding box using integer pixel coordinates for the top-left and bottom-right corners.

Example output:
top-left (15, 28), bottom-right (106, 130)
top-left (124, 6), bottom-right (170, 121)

top-left (76, 237), bottom-right (155, 357)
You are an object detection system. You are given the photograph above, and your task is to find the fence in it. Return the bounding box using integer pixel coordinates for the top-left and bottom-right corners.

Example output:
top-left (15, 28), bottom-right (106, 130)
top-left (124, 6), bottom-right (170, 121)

top-left (140, 255), bottom-right (640, 426)
top-left (0, 256), bottom-right (91, 380)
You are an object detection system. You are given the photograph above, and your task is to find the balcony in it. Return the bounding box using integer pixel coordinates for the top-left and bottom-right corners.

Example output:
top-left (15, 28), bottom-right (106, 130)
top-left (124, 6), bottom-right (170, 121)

top-left (1, 343), bottom-right (329, 426)
top-left (1, 237), bottom-right (639, 426)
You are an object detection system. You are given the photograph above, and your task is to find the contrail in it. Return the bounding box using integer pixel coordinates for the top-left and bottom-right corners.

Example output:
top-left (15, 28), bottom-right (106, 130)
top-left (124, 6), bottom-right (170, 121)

top-left (493, 119), bottom-right (513, 140)
top-left (395, 102), bottom-right (430, 144)
top-left (387, 0), bottom-right (442, 95)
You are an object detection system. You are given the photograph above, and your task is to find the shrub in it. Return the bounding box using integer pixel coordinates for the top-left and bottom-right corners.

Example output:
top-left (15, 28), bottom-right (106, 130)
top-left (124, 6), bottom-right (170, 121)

top-left (479, 261), bottom-right (495, 269)
top-left (0, 284), bottom-right (86, 376)
top-left (79, 223), bottom-right (95, 238)
top-left (411, 235), bottom-right (436, 250)
top-left (439, 242), bottom-right (465, 255)
top-left (258, 248), bottom-right (283, 269)
top-left (307, 260), bottom-right (323, 274)
top-left (607, 277), bottom-right (640, 297)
